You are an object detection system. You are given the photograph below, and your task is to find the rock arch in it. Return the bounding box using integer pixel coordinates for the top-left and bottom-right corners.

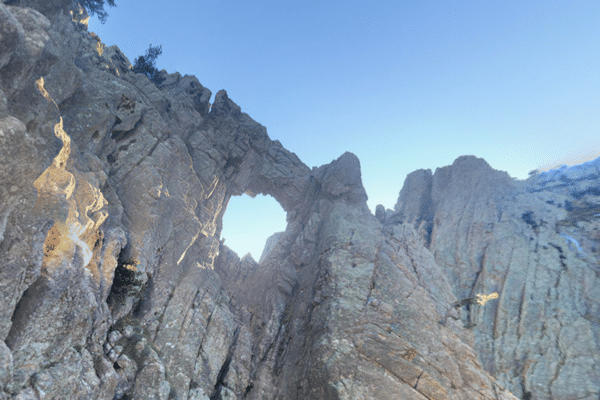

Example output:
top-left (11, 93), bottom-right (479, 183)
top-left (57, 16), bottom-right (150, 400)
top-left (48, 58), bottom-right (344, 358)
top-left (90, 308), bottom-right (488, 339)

top-left (220, 193), bottom-right (286, 261)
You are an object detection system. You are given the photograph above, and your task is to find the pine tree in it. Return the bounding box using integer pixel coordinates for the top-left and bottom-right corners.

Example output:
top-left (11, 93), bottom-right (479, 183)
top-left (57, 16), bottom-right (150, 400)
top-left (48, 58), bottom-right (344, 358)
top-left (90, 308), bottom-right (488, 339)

top-left (79, 0), bottom-right (116, 24)
top-left (132, 44), bottom-right (165, 86)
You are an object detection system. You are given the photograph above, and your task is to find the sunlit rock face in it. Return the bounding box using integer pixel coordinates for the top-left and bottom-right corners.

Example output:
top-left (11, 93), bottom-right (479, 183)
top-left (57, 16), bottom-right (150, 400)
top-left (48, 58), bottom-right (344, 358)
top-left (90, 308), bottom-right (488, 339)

top-left (0, 1), bottom-right (598, 400)
top-left (388, 155), bottom-right (600, 400)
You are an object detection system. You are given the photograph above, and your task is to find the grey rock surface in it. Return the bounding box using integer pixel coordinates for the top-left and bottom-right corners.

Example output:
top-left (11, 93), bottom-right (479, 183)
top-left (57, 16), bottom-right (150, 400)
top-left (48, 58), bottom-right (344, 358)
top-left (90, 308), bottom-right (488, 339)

top-left (259, 232), bottom-right (283, 264)
top-left (0, 1), bottom-right (597, 399)
top-left (392, 155), bottom-right (600, 400)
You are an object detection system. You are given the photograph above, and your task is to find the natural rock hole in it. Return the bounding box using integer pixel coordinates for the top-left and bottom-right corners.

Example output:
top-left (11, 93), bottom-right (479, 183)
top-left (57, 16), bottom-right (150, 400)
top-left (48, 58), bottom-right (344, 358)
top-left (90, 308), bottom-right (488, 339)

top-left (221, 194), bottom-right (287, 262)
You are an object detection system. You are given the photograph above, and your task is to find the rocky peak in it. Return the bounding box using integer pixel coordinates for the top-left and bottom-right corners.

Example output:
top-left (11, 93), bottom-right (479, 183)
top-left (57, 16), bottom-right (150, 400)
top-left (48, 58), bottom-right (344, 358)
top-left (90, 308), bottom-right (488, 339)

top-left (1, 2), bottom-right (598, 399)
top-left (2, 0), bottom-right (81, 24)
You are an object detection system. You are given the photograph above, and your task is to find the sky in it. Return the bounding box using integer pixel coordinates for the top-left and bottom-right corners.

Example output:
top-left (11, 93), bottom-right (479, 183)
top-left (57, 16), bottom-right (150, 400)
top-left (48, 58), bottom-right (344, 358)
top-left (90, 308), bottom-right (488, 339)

top-left (88, 0), bottom-right (600, 261)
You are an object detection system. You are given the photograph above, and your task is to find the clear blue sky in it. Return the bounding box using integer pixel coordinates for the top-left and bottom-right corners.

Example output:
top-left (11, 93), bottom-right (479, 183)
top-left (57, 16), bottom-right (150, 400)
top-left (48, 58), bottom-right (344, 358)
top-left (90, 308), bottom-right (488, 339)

top-left (89, 0), bottom-right (599, 261)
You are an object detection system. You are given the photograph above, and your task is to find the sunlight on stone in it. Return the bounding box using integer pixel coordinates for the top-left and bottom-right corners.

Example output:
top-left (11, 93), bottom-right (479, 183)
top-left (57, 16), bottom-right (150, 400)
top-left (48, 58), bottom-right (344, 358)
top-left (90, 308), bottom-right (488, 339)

top-left (221, 194), bottom-right (287, 261)
top-left (476, 292), bottom-right (499, 306)
top-left (34, 77), bottom-right (107, 269)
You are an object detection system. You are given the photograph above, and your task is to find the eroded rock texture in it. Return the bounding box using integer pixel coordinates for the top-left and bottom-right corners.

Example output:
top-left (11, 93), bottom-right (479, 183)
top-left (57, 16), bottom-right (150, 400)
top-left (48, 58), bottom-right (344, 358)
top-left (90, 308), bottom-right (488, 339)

top-left (0, 1), bottom-right (597, 399)
top-left (389, 157), bottom-right (600, 400)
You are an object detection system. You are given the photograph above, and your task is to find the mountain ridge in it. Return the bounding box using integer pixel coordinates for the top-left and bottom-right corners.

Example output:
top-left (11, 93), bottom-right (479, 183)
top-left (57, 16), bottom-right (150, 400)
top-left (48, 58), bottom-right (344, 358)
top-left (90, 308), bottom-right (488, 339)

top-left (1, 1), bottom-right (599, 399)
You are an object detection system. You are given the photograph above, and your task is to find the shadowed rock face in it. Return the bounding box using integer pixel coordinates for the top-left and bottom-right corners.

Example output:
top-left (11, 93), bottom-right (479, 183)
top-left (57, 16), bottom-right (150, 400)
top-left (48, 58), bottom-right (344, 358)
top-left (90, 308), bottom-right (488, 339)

top-left (0, 2), bottom-right (598, 400)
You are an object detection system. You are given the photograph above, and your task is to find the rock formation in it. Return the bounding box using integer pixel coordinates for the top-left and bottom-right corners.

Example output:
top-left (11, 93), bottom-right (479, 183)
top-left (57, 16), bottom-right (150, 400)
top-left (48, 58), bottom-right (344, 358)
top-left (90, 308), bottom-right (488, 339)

top-left (1, 1), bottom-right (598, 399)
top-left (389, 157), bottom-right (600, 400)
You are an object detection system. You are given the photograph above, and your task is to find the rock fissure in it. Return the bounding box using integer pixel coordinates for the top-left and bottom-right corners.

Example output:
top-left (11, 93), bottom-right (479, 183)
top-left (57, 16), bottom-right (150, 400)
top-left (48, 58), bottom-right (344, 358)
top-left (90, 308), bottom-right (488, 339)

top-left (210, 327), bottom-right (239, 400)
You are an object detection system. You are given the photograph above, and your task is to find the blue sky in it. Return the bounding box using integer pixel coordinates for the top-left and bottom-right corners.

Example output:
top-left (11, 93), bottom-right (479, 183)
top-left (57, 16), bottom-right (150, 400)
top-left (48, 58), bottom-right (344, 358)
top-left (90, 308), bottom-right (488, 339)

top-left (89, 0), bottom-right (599, 260)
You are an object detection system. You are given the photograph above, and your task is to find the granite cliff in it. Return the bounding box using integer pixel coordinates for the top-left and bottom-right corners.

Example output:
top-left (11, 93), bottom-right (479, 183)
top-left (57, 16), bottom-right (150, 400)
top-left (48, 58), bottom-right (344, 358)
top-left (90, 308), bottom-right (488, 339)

top-left (1, 1), bottom-right (599, 399)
